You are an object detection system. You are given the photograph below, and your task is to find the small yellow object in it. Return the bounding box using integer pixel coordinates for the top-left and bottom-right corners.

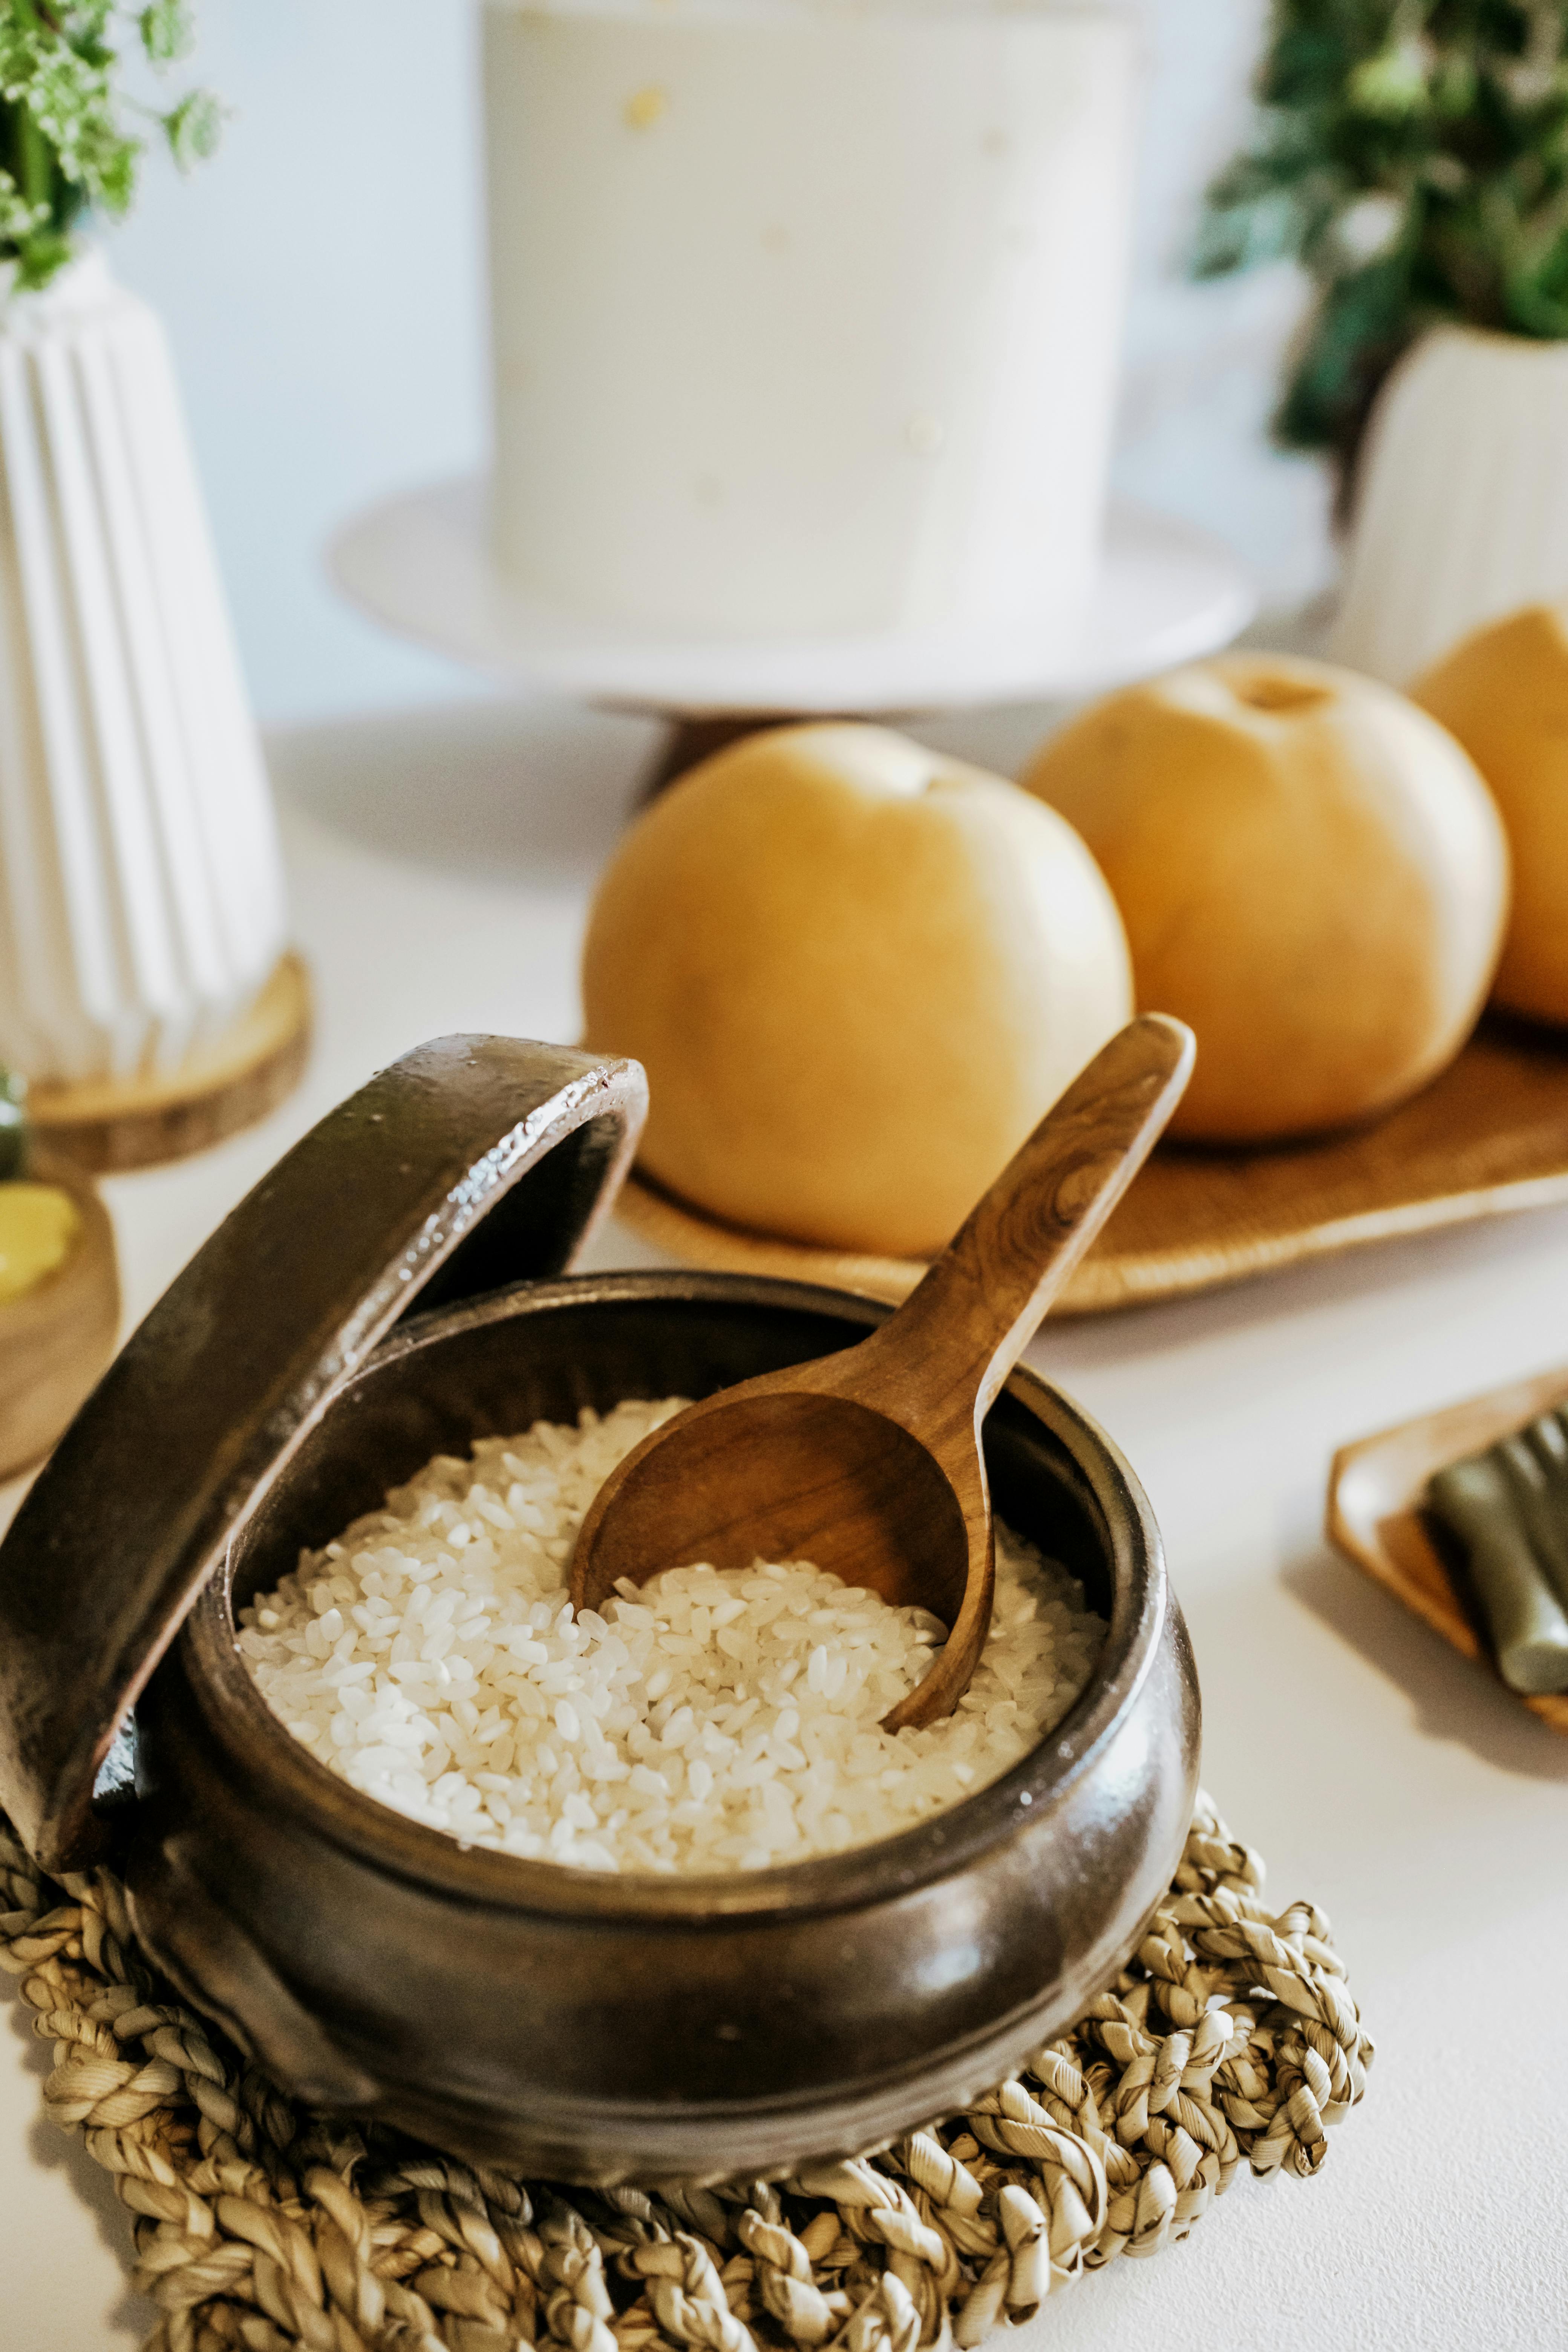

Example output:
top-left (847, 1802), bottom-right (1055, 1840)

top-left (625, 85), bottom-right (668, 129)
top-left (0, 1183), bottom-right (80, 1305)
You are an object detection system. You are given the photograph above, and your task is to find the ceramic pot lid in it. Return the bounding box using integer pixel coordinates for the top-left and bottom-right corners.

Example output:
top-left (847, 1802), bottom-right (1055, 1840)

top-left (0, 1035), bottom-right (647, 1873)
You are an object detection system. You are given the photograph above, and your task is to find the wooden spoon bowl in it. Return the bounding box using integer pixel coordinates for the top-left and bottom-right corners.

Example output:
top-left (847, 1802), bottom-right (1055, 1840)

top-left (573, 1015), bottom-right (1194, 1726)
top-left (576, 1388), bottom-right (974, 1625)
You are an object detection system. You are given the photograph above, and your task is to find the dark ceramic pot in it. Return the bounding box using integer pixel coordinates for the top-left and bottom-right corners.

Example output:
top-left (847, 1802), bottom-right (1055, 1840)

top-left (0, 1039), bottom-right (1198, 2186)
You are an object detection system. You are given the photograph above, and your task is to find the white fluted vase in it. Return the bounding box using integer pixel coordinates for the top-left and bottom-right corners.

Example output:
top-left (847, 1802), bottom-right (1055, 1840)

top-left (0, 251), bottom-right (305, 1166)
top-left (1331, 325), bottom-right (1568, 685)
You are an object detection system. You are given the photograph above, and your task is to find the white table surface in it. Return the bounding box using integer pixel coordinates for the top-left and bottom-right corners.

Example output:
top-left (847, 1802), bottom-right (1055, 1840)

top-left (5, 696), bottom-right (1566, 2350)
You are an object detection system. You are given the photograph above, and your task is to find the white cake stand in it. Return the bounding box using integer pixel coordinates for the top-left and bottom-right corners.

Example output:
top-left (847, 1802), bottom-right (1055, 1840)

top-left (330, 478), bottom-right (1256, 785)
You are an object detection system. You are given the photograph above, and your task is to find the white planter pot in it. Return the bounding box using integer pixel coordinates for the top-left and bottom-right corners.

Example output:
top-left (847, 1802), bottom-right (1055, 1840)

top-left (0, 251), bottom-right (290, 1089)
top-left (483, 0), bottom-right (1138, 644)
top-left (1330, 325), bottom-right (1568, 686)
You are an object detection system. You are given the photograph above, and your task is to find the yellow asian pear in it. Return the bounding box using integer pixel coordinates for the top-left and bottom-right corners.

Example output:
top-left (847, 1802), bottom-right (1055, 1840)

top-left (581, 723), bottom-right (1134, 1257)
top-left (1018, 654), bottom-right (1510, 1144)
top-left (1414, 603), bottom-right (1568, 1025)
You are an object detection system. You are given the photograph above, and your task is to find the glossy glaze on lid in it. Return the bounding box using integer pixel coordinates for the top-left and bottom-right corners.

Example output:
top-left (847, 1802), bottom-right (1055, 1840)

top-left (0, 1037), bottom-right (648, 1871)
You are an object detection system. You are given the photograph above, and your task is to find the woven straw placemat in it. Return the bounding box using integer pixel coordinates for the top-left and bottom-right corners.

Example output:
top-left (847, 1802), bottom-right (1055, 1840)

top-left (0, 1793), bottom-right (1372, 2352)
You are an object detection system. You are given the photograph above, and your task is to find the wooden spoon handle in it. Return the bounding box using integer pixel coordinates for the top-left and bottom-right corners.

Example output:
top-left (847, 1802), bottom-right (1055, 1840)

top-left (848, 1015), bottom-right (1194, 1439)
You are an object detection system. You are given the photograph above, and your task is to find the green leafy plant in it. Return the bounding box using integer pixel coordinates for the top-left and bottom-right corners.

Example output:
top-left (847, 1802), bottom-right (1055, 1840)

top-left (0, 1), bottom-right (220, 289)
top-left (1197, 2), bottom-right (1568, 476)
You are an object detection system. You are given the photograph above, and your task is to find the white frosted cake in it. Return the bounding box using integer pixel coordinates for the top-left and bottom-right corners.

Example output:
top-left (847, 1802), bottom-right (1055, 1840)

top-left (483, 0), bottom-right (1136, 642)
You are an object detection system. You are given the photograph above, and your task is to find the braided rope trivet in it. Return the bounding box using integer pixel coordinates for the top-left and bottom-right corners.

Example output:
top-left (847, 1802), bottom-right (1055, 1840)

top-left (1, 1792), bottom-right (1372, 2352)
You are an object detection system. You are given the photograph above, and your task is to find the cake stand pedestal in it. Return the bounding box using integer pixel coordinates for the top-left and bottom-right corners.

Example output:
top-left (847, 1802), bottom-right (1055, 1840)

top-left (330, 481), bottom-right (1257, 789)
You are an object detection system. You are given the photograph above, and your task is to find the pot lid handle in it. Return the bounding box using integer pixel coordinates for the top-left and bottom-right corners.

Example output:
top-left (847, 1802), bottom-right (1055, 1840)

top-left (0, 1035), bottom-right (647, 1872)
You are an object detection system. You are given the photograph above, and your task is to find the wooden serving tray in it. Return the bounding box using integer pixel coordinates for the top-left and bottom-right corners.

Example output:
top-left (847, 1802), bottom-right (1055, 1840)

top-left (615, 1015), bottom-right (1568, 1314)
top-left (1328, 1364), bottom-right (1568, 1735)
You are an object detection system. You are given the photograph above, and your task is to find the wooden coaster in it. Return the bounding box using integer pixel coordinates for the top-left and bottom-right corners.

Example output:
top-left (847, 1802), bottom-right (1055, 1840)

top-left (1328, 1366), bottom-right (1568, 1736)
top-left (615, 1016), bottom-right (1568, 1317)
top-left (0, 1152), bottom-right (119, 1483)
top-left (26, 953), bottom-right (312, 1174)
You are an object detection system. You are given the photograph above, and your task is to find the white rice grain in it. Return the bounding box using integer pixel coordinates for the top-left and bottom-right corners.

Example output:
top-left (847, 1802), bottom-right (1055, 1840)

top-left (239, 1400), bottom-right (1106, 1874)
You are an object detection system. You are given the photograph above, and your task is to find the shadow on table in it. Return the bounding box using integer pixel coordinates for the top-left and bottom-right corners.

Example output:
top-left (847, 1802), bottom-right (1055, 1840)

top-left (268, 696), bottom-right (1094, 895)
top-left (267, 697), bottom-right (665, 887)
top-left (5, 1985), bottom-right (156, 2341)
top-left (1283, 1545), bottom-right (1568, 1782)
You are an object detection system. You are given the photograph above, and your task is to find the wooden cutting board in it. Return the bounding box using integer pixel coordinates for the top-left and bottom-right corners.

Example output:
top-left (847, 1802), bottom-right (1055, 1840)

top-left (1328, 1364), bottom-right (1568, 1735)
top-left (615, 1014), bottom-right (1568, 1314)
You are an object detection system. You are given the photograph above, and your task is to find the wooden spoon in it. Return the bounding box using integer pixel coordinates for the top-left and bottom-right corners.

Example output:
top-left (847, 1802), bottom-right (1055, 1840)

top-left (572, 1014), bottom-right (1194, 1729)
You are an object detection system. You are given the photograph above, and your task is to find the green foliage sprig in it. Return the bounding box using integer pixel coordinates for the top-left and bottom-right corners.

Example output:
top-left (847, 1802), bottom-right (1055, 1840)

top-left (1197, 2), bottom-right (1568, 472)
top-left (0, 1), bottom-right (220, 289)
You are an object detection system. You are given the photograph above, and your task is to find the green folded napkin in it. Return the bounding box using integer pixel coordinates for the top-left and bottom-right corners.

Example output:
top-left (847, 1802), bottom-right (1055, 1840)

top-left (1427, 1408), bottom-right (1568, 1695)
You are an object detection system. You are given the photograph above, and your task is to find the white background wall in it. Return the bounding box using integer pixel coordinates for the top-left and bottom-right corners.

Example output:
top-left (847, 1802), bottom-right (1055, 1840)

top-left (108, 0), bottom-right (1335, 729)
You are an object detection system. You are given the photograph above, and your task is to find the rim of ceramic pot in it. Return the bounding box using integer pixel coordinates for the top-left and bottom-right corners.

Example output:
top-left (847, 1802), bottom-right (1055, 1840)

top-left (179, 1271), bottom-right (1166, 1925)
